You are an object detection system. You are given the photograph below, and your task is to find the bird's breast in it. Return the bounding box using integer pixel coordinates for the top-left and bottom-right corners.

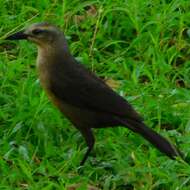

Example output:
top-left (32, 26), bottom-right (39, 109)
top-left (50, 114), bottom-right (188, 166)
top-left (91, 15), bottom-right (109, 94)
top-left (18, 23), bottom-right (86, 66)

top-left (36, 52), bottom-right (54, 90)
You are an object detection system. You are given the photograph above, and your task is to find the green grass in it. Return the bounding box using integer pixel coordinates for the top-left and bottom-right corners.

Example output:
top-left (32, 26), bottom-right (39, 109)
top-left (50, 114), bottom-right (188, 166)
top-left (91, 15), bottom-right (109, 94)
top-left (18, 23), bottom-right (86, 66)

top-left (1, 0), bottom-right (190, 189)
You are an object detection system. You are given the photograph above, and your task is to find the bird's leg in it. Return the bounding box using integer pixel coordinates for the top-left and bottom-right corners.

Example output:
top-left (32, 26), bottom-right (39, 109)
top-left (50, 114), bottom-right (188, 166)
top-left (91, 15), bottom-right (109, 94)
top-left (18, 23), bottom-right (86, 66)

top-left (80, 128), bottom-right (95, 166)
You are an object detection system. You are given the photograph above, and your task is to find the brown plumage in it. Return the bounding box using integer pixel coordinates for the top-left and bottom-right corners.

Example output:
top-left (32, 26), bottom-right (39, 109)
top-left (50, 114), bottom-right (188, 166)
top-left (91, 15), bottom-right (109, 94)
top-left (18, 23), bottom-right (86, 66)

top-left (6, 22), bottom-right (182, 165)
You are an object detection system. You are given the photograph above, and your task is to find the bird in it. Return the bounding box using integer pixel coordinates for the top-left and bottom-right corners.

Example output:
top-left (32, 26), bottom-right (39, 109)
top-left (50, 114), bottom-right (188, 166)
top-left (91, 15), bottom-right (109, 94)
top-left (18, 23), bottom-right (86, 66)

top-left (5, 22), bottom-right (182, 165)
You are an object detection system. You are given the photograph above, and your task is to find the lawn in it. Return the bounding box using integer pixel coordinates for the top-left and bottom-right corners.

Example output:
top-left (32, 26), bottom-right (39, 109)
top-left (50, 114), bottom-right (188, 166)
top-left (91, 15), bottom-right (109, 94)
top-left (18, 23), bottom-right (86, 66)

top-left (1, 0), bottom-right (190, 189)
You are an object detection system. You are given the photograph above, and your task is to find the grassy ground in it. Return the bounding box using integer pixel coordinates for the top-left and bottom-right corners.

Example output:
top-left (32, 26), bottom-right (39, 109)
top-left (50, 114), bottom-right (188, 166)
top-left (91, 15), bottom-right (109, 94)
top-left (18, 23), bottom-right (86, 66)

top-left (1, 0), bottom-right (190, 189)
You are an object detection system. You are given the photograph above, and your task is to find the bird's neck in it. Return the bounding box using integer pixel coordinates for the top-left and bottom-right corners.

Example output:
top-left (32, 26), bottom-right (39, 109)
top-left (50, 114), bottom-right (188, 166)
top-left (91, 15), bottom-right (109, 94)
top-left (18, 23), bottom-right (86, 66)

top-left (36, 42), bottom-right (71, 89)
top-left (37, 43), bottom-right (69, 67)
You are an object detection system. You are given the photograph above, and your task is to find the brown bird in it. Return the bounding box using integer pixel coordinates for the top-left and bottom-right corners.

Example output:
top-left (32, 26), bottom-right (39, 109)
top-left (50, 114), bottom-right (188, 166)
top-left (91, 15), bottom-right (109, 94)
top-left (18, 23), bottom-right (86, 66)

top-left (6, 22), bottom-right (182, 165)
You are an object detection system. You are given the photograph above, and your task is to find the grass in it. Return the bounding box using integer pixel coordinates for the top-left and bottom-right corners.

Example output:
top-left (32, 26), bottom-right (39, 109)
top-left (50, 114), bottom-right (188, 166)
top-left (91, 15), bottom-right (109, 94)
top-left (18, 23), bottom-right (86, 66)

top-left (1, 0), bottom-right (190, 189)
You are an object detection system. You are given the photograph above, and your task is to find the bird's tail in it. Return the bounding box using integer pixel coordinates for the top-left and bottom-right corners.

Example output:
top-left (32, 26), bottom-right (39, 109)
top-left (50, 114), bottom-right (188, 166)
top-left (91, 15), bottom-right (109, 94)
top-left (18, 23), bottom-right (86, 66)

top-left (117, 117), bottom-right (182, 159)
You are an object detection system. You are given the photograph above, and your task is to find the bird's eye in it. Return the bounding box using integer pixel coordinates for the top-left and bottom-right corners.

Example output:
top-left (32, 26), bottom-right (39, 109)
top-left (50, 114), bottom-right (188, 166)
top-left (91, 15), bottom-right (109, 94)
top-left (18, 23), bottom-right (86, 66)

top-left (32, 29), bottom-right (44, 35)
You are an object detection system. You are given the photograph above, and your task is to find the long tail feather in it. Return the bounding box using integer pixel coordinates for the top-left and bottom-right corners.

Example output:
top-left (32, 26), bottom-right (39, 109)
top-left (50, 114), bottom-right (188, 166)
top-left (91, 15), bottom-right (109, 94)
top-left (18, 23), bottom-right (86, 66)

top-left (117, 118), bottom-right (183, 159)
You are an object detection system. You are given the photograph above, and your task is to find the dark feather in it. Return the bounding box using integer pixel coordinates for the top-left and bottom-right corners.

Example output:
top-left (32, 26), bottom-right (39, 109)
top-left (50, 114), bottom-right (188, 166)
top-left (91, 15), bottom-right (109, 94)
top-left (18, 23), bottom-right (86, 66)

top-left (49, 54), bottom-right (142, 122)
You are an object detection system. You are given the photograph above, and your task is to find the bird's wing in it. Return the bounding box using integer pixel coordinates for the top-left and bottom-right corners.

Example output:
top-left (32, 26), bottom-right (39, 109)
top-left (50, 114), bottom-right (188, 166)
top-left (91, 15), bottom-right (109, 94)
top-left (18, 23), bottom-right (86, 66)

top-left (49, 59), bottom-right (142, 122)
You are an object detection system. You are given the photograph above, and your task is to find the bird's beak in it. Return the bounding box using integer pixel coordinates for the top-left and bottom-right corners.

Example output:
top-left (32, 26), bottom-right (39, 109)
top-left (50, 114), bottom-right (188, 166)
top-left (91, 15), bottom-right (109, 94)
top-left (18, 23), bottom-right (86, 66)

top-left (5, 30), bottom-right (28, 40)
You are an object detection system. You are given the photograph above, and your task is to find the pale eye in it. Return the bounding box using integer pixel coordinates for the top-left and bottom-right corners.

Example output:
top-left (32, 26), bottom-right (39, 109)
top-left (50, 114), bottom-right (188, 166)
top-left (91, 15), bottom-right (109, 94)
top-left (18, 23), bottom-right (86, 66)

top-left (32, 29), bottom-right (44, 35)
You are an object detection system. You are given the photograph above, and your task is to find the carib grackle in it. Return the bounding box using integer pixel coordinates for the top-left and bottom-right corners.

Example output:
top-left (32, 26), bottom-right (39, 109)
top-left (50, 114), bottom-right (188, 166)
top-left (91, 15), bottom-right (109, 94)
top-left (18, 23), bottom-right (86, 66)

top-left (6, 23), bottom-right (182, 165)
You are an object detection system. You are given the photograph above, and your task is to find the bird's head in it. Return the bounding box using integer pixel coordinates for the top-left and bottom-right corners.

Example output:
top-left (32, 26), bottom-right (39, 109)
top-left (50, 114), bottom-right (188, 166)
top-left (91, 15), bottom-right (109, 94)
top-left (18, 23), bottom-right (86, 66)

top-left (6, 22), bottom-right (64, 47)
